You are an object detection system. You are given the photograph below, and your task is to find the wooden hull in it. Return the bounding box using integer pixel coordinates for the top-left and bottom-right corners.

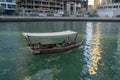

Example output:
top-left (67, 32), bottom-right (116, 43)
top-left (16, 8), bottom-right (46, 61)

top-left (28, 42), bottom-right (81, 54)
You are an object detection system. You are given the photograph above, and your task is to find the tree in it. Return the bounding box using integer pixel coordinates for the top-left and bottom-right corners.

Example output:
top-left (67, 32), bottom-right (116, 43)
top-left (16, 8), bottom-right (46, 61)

top-left (50, 9), bottom-right (55, 13)
top-left (16, 7), bottom-right (24, 15)
top-left (33, 8), bottom-right (40, 13)
top-left (0, 7), bottom-right (5, 15)
top-left (64, 10), bottom-right (68, 14)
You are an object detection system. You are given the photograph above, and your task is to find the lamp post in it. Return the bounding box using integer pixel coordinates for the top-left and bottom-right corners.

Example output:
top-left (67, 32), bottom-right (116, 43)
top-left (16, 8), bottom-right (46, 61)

top-left (86, 0), bottom-right (88, 11)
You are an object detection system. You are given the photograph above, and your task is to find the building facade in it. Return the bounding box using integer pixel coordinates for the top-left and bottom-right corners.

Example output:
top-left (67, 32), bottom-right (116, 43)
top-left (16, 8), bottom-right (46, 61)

top-left (112, 0), bottom-right (120, 3)
top-left (65, 1), bottom-right (83, 15)
top-left (0, 0), bottom-right (16, 15)
top-left (97, 0), bottom-right (120, 17)
top-left (16, 0), bottom-right (63, 14)
top-left (94, 0), bottom-right (100, 9)
top-left (16, 0), bottom-right (87, 15)
top-left (101, 0), bottom-right (120, 4)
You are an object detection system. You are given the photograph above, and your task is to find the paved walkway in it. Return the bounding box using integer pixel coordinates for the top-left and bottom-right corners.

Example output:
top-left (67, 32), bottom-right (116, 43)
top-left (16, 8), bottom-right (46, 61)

top-left (0, 16), bottom-right (120, 22)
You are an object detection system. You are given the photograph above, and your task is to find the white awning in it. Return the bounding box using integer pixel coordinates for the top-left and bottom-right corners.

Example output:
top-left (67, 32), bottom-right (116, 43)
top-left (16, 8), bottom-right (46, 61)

top-left (23, 30), bottom-right (77, 37)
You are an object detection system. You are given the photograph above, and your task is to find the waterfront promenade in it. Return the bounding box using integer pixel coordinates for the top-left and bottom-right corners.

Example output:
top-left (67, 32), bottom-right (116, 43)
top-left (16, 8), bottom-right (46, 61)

top-left (0, 16), bottom-right (120, 22)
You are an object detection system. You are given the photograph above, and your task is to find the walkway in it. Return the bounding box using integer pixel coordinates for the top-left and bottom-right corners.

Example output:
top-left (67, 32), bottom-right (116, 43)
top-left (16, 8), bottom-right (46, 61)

top-left (0, 16), bottom-right (120, 22)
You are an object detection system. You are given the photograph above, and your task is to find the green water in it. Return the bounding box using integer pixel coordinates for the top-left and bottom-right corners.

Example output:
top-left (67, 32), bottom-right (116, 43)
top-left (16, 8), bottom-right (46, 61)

top-left (0, 21), bottom-right (120, 80)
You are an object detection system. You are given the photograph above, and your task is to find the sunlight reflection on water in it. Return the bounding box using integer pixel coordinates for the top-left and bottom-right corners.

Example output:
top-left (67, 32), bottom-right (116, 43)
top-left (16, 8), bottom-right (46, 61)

top-left (83, 22), bottom-right (102, 75)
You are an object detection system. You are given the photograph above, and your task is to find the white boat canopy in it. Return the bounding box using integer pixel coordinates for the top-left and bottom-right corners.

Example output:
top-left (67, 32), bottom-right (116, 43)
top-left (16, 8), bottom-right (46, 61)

top-left (23, 30), bottom-right (78, 38)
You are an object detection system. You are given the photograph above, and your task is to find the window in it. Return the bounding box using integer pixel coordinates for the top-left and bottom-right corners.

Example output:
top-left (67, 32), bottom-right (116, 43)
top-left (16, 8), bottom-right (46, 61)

top-left (113, 6), bottom-right (118, 8)
top-left (6, 0), bottom-right (12, 2)
top-left (108, 6), bottom-right (112, 8)
top-left (100, 7), bottom-right (103, 9)
top-left (8, 4), bottom-right (16, 9)
top-left (1, 3), bottom-right (6, 8)
top-left (0, 0), bottom-right (5, 2)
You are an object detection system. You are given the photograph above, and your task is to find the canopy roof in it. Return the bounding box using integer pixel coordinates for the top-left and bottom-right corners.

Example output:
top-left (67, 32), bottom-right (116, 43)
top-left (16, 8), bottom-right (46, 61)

top-left (23, 30), bottom-right (77, 38)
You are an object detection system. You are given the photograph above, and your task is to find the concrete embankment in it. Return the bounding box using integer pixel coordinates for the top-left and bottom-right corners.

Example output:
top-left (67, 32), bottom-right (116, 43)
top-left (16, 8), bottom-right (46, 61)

top-left (0, 16), bottom-right (120, 22)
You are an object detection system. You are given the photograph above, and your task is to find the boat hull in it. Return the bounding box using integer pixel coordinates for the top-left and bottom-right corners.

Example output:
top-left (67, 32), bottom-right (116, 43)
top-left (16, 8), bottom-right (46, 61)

top-left (28, 42), bottom-right (81, 54)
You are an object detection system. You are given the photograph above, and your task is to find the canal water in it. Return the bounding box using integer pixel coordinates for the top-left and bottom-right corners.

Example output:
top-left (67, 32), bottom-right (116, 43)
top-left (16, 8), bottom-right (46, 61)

top-left (0, 21), bottom-right (120, 80)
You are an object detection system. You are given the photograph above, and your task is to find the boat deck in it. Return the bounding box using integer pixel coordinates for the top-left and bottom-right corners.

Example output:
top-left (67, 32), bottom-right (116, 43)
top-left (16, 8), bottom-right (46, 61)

top-left (28, 41), bottom-right (80, 54)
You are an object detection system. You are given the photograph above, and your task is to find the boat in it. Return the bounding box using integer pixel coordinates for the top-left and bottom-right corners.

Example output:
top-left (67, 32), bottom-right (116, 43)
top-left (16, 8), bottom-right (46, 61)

top-left (23, 30), bottom-right (82, 54)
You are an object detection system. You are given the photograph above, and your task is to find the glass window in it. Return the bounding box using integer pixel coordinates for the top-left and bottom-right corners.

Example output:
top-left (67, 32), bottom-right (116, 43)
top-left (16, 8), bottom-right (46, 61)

top-left (113, 6), bottom-right (118, 8)
top-left (1, 4), bottom-right (6, 8)
top-left (0, 0), bottom-right (5, 2)
top-left (8, 4), bottom-right (16, 9)
top-left (6, 0), bottom-right (12, 2)
top-left (108, 6), bottom-right (112, 8)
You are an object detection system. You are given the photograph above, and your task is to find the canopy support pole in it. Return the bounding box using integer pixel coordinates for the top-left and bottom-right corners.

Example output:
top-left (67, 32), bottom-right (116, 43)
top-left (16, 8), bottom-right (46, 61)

top-left (74, 33), bottom-right (78, 42)
top-left (68, 36), bottom-right (69, 41)
top-left (24, 37), bottom-right (30, 44)
top-left (24, 36), bottom-right (32, 45)
top-left (27, 37), bottom-right (32, 45)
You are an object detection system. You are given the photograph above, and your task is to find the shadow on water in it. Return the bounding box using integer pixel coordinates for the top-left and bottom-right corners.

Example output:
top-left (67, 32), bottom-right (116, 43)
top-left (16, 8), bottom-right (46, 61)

top-left (22, 46), bottom-right (84, 80)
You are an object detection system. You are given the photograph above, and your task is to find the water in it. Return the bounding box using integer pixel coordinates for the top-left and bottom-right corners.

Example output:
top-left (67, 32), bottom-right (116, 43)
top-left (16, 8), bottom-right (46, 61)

top-left (0, 21), bottom-right (120, 80)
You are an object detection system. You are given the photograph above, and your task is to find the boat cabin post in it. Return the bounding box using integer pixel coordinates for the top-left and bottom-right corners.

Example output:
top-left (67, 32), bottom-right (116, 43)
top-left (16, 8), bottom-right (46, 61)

top-left (24, 36), bottom-right (32, 45)
top-left (74, 33), bottom-right (78, 42)
top-left (68, 36), bottom-right (69, 41)
top-left (27, 36), bottom-right (32, 45)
